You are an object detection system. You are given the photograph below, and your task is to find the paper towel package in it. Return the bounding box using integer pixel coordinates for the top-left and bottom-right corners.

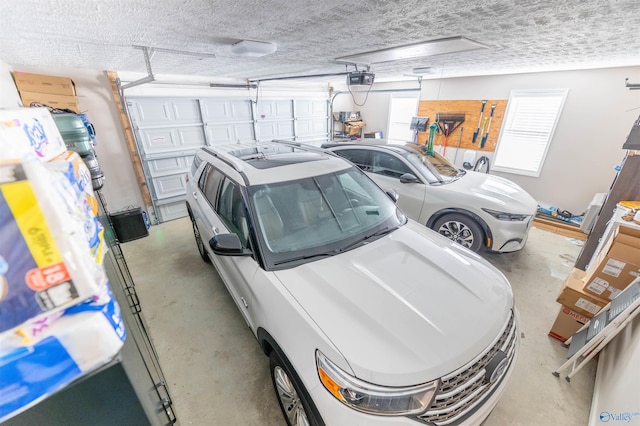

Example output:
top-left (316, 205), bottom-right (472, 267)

top-left (0, 108), bottom-right (67, 162)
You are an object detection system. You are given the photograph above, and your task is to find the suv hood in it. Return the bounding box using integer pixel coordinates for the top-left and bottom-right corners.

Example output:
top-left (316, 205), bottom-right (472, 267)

top-left (450, 171), bottom-right (538, 214)
top-left (273, 221), bottom-right (513, 386)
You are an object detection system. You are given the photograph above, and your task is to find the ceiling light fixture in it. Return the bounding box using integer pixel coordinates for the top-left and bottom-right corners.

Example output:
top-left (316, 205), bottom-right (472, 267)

top-left (412, 67), bottom-right (433, 74)
top-left (335, 36), bottom-right (488, 64)
top-left (231, 40), bottom-right (277, 57)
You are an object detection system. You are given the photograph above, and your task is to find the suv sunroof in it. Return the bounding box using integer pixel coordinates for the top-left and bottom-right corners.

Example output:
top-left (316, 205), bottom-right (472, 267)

top-left (228, 144), bottom-right (326, 169)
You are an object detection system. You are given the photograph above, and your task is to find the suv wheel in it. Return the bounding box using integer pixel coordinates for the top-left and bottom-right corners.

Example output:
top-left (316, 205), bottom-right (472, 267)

top-left (270, 351), bottom-right (321, 426)
top-left (433, 213), bottom-right (484, 253)
top-left (191, 219), bottom-right (211, 263)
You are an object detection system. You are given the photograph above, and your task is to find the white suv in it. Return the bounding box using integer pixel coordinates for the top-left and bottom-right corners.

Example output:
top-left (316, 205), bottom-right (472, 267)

top-left (186, 141), bottom-right (518, 426)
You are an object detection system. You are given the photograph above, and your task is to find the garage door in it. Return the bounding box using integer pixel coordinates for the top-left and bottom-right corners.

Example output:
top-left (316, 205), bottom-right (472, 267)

top-left (127, 96), bottom-right (329, 222)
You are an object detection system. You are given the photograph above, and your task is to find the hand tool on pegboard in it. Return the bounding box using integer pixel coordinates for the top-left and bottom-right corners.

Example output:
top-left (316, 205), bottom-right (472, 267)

top-left (436, 112), bottom-right (465, 156)
top-left (453, 127), bottom-right (464, 165)
top-left (472, 100), bottom-right (487, 143)
top-left (426, 123), bottom-right (438, 155)
top-left (480, 104), bottom-right (497, 148)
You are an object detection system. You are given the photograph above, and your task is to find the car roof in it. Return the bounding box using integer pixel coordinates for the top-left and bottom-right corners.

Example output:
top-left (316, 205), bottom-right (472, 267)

top-left (196, 140), bottom-right (352, 186)
top-left (322, 140), bottom-right (418, 156)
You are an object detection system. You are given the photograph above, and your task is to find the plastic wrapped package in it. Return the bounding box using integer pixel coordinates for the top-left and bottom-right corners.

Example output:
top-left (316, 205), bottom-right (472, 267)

top-left (0, 108), bottom-right (67, 162)
top-left (0, 285), bottom-right (126, 422)
top-left (0, 107), bottom-right (123, 422)
top-left (46, 151), bottom-right (105, 265)
top-left (0, 160), bottom-right (105, 333)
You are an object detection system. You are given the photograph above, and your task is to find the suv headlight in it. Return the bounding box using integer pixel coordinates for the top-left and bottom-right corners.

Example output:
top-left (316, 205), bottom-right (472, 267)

top-left (482, 208), bottom-right (530, 221)
top-left (316, 350), bottom-right (438, 416)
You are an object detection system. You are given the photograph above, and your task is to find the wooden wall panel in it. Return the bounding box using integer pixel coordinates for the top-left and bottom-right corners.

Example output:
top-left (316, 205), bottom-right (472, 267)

top-left (416, 99), bottom-right (508, 152)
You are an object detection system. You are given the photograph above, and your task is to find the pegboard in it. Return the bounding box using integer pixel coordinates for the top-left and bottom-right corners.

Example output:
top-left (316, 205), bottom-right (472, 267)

top-left (416, 99), bottom-right (508, 152)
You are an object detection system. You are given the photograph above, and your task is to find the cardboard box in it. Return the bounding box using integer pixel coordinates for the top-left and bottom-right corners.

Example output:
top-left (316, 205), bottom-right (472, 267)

top-left (556, 268), bottom-right (608, 318)
top-left (343, 120), bottom-right (366, 135)
top-left (584, 225), bottom-right (640, 300)
top-left (548, 305), bottom-right (589, 342)
top-left (12, 72), bottom-right (76, 96)
top-left (19, 91), bottom-right (80, 113)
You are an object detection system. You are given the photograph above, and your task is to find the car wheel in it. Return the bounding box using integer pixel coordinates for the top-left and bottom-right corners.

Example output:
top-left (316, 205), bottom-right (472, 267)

top-left (270, 351), bottom-right (322, 426)
top-left (433, 213), bottom-right (484, 253)
top-left (191, 219), bottom-right (211, 263)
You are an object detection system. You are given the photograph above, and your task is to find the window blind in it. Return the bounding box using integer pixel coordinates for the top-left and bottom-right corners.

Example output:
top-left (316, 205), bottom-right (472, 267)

top-left (493, 89), bottom-right (568, 177)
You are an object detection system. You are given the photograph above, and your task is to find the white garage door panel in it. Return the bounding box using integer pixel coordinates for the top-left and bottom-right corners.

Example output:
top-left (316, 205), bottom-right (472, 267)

top-left (127, 96), bottom-right (327, 223)
top-left (257, 121), bottom-right (294, 141)
top-left (296, 118), bottom-right (329, 137)
top-left (201, 99), bottom-right (253, 121)
top-left (206, 123), bottom-right (255, 144)
top-left (139, 127), bottom-right (205, 155)
top-left (132, 99), bottom-right (201, 125)
top-left (147, 155), bottom-right (193, 178)
top-left (295, 100), bottom-right (327, 117)
top-left (258, 100), bottom-right (293, 119)
top-left (157, 201), bottom-right (188, 222)
top-left (172, 99), bottom-right (202, 122)
top-left (152, 173), bottom-right (188, 200)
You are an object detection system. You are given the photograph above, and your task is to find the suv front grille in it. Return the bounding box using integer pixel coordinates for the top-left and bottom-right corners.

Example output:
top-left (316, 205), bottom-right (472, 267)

top-left (418, 310), bottom-right (517, 425)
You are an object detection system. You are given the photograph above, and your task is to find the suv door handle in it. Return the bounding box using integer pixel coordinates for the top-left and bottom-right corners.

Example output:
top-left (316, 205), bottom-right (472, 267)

top-left (212, 226), bottom-right (219, 235)
top-left (192, 191), bottom-right (198, 199)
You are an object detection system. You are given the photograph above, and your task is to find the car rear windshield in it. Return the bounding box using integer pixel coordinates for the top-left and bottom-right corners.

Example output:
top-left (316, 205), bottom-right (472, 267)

top-left (247, 167), bottom-right (405, 269)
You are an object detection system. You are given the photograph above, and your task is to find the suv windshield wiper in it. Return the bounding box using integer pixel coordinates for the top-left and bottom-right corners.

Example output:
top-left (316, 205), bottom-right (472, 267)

top-left (273, 251), bottom-right (338, 266)
top-left (337, 224), bottom-right (399, 253)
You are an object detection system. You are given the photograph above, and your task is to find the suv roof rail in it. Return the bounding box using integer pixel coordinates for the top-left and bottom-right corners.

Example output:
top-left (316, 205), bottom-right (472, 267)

top-left (271, 139), bottom-right (338, 156)
top-left (201, 146), bottom-right (250, 184)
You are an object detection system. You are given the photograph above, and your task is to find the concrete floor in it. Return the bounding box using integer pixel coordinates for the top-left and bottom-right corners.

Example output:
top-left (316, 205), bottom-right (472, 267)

top-left (121, 217), bottom-right (595, 426)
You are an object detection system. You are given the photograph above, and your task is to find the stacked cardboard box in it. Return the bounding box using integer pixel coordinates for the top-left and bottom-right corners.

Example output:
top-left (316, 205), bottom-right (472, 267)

top-left (549, 224), bottom-right (640, 342)
top-left (12, 72), bottom-right (79, 113)
top-left (583, 225), bottom-right (640, 300)
top-left (550, 268), bottom-right (608, 342)
top-left (343, 121), bottom-right (366, 135)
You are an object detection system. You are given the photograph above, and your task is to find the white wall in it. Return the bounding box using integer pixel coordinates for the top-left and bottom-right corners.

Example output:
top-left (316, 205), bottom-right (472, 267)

top-left (331, 81), bottom-right (421, 138)
top-left (1, 62), bottom-right (146, 212)
top-left (1, 65), bottom-right (333, 216)
top-left (339, 67), bottom-right (640, 214)
top-left (0, 59), bottom-right (22, 109)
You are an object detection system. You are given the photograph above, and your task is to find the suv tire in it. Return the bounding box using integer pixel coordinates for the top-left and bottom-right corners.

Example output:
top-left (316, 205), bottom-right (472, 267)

top-left (433, 213), bottom-right (484, 253)
top-left (191, 219), bottom-right (211, 263)
top-left (270, 351), bottom-right (323, 426)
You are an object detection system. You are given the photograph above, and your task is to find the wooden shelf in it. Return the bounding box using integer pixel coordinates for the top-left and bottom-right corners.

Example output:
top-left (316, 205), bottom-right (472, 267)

top-left (532, 217), bottom-right (588, 240)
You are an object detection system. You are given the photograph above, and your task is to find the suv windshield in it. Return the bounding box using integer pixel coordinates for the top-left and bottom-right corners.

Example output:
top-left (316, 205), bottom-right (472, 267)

top-left (247, 167), bottom-right (405, 268)
top-left (403, 147), bottom-right (463, 183)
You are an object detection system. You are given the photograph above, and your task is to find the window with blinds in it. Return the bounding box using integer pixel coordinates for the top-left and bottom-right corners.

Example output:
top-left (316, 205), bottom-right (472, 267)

top-left (492, 89), bottom-right (568, 177)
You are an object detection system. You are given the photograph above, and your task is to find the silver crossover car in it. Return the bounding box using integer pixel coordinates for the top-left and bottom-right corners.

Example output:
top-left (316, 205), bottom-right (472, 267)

top-left (325, 141), bottom-right (538, 253)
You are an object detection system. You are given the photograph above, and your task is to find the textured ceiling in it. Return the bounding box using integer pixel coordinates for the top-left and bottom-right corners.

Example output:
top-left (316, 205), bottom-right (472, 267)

top-left (1, 0), bottom-right (640, 82)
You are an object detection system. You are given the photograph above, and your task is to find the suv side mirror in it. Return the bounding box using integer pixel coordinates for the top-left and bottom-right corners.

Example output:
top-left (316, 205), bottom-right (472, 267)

top-left (209, 234), bottom-right (252, 256)
top-left (385, 188), bottom-right (399, 203)
top-left (399, 173), bottom-right (419, 184)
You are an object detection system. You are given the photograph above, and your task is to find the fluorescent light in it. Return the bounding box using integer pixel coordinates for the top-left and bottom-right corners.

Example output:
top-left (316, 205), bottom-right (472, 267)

top-left (335, 36), bottom-right (488, 64)
top-left (412, 67), bottom-right (433, 74)
top-left (231, 40), bottom-right (277, 57)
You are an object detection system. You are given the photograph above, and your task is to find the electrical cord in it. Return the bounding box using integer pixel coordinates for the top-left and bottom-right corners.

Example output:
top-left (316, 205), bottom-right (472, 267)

top-left (473, 156), bottom-right (491, 173)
